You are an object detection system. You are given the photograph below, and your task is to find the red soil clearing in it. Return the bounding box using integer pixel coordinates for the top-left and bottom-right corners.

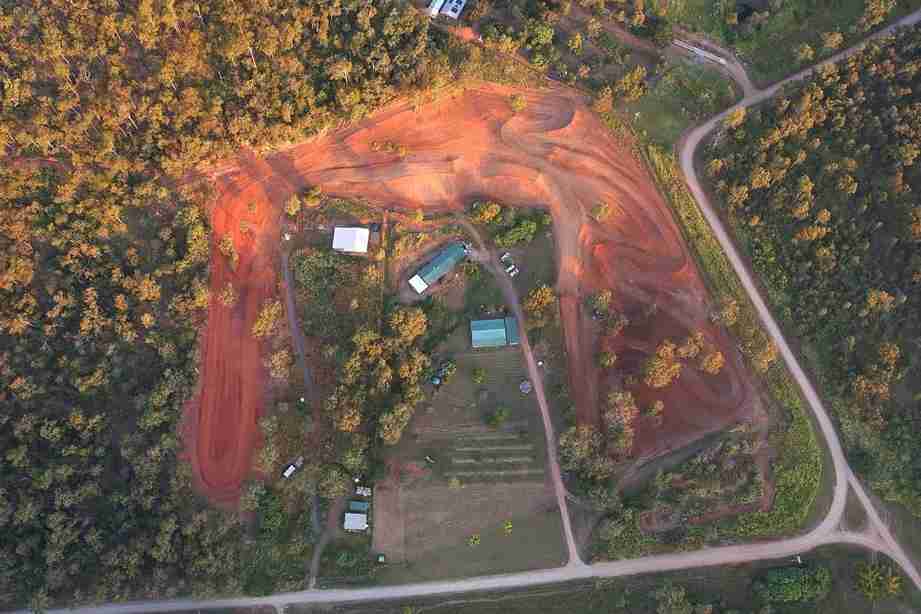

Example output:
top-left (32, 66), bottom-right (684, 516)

top-left (188, 83), bottom-right (756, 503)
top-left (183, 151), bottom-right (292, 507)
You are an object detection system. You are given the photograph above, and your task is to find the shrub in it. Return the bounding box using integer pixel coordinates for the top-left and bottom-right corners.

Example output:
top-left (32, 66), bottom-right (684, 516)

top-left (472, 366), bottom-right (487, 385)
top-left (756, 565), bottom-right (832, 603)
top-left (252, 300), bottom-right (283, 338)
top-left (471, 201), bottom-right (502, 224)
top-left (494, 219), bottom-right (538, 247)
top-left (485, 406), bottom-right (511, 428)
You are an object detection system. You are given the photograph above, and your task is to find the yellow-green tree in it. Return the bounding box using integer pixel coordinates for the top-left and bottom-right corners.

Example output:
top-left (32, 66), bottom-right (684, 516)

top-left (252, 299), bottom-right (283, 338)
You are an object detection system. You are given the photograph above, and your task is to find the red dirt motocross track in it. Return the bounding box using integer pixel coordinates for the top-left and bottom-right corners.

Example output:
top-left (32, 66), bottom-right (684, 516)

top-left (185, 84), bottom-right (756, 504)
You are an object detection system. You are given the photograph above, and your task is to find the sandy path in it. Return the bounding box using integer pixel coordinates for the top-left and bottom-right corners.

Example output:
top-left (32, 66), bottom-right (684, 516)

top-left (458, 218), bottom-right (581, 566)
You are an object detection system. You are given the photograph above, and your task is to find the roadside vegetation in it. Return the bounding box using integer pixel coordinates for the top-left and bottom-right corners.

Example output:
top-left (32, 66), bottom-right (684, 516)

top-left (702, 29), bottom-right (921, 520)
top-left (644, 144), bottom-right (823, 540)
top-left (309, 546), bottom-right (919, 614)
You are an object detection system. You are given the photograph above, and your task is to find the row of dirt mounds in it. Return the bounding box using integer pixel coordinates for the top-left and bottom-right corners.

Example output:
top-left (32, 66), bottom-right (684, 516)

top-left (187, 83), bottom-right (756, 504)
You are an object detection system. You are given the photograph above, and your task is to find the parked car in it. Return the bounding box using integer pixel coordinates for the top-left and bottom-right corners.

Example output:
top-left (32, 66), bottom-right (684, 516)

top-left (499, 252), bottom-right (512, 263)
top-left (509, 266), bottom-right (520, 278)
top-left (282, 455), bottom-right (305, 479)
top-left (505, 263), bottom-right (516, 274)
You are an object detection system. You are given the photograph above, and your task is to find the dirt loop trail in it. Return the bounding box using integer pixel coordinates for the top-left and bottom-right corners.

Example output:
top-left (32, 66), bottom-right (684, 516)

top-left (280, 83), bottom-right (755, 458)
top-left (187, 82), bottom-right (758, 506)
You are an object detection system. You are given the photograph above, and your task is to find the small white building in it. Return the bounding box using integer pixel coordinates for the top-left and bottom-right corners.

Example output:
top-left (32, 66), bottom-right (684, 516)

top-left (427, 0), bottom-right (446, 17)
top-left (332, 227), bottom-right (370, 254)
top-left (441, 0), bottom-right (468, 19)
top-left (408, 275), bottom-right (428, 294)
top-left (344, 512), bottom-right (369, 532)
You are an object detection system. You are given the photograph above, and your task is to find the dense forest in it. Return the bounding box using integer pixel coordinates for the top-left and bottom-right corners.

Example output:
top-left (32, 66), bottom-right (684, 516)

top-left (704, 26), bottom-right (921, 513)
top-left (0, 0), bottom-right (461, 607)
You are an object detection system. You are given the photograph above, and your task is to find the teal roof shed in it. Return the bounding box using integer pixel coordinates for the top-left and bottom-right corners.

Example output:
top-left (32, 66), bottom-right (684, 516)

top-left (348, 500), bottom-right (371, 513)
top-left (505, 316), bottom-right (521, 345)
top-left (417, 243), bottom-right (467, 286)
top-left (470, 317), bottom-right (520, 348)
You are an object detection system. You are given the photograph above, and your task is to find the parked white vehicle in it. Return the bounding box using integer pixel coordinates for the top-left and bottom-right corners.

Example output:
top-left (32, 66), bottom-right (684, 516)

top-left (282, 455), bottom-right (305, 478)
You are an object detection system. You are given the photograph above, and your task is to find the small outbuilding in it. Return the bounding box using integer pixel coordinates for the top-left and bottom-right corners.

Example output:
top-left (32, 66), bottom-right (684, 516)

top-left (343, 512), bottom-right (369, 532)
top-left (332, 227), bottom-right (370, 254)
top-left (427, 0), bottom-right (447, 17)
top-left (470, 316), bottom-right (520, 349)
top-left (348, 500), bottom-right (371, 513)
top-left (441, 0), bottom-right (468, 19)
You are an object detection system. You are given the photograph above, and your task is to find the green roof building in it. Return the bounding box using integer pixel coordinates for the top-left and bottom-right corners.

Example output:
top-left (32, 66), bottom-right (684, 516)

top-left (408, 242), bottom-right (468, 294)
top-left (348, 500), bottom-right (371, 513)
top-left (470, 316), bottom-right (520, 348)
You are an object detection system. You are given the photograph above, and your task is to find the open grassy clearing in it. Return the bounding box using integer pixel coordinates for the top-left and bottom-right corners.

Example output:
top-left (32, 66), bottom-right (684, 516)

top-left (298, 546), bottom-right (920, 614)
top-left (627, 58), bottom-right (739, 148)
top-left (371, 283), bottom-right (565, 581)
top-left (648, 0), bottom-right (921, 85)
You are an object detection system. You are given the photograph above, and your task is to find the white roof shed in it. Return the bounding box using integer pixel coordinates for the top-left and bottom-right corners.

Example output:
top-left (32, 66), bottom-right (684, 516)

top-left (408, 275), bottom-right (429, 294)
top-left (427, 0), bottom-right (447, 17)
top-left (344, 512), bottom-right (368, 532)
top-left (332, 227), bottom-right (370, 254)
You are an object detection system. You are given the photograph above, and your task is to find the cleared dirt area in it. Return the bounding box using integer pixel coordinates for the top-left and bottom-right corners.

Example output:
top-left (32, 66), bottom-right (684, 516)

top-left (277, 83), bottom-right (757, 456)
top-left (190, 82), bottom-right (756, 504)
top-left (182, 152), bottom-right (292, 506)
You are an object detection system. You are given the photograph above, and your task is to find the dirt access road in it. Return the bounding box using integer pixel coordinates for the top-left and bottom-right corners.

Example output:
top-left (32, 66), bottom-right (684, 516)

top-left (677, 7), bottom-right (921, 592)
top-left (460, 218), bottom-right (581, 566)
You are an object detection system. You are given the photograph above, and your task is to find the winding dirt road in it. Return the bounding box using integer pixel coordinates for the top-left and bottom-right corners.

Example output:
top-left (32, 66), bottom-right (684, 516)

top-left (678, 7), bottom-right (921, 592)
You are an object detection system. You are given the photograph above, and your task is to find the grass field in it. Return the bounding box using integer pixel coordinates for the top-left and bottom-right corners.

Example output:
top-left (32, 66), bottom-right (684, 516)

top-left (299, 545), bottom-right (921, 614)
top-left (372, 325), bottom-right (565, 582)
top-left (628, 59), bottom-right (738, 148)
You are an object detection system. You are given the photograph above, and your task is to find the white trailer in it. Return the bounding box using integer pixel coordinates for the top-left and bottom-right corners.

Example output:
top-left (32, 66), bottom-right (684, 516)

top-left (427, 0), bottom-right (446, 17)
top-left (673, 40), bottom-right (727, 66)
top-left (440, 0), bottom-right (468, 19)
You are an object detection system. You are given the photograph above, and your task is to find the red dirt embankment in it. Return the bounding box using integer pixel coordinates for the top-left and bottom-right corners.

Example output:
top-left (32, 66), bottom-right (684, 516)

top-left (188, 84), bottom-right (756, 504)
